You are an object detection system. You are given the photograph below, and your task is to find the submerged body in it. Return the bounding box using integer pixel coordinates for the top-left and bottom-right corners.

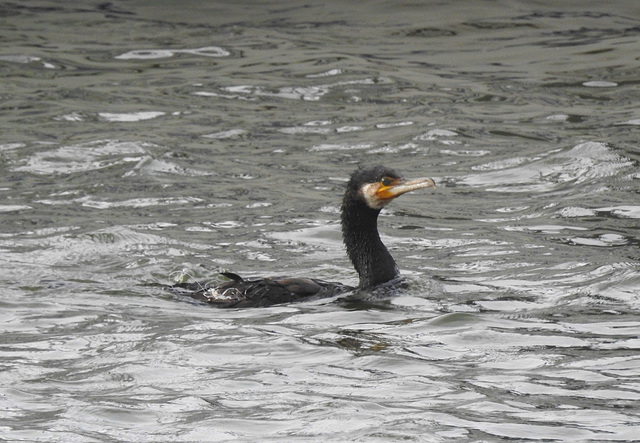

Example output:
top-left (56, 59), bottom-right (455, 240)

top-left (172, 165), bottom-right (435, 307)
top-left (178, 272), bottom-right (353, 308)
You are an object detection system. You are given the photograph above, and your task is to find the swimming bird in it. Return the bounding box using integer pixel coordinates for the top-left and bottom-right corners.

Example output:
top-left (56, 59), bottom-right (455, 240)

top-left (173, 165), bottom-right (436, 307)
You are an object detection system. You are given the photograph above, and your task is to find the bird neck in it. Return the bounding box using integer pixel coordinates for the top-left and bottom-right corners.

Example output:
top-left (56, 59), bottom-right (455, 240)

top-left (341, 199), bottom-right (399, 288)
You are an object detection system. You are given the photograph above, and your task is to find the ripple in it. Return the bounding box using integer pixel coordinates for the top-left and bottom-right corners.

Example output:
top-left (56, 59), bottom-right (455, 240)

top-left (77, 196), bottom-right (204, 209)
top-left (13, 140), bottom-right (150, 175)
top-left (375, 121), bottom-right (414, 129)
top-left (98, 111), bottom-right (165, 122)
top-left (583, 80), bottom-right (617, 87)
top-left (441, 149), bottom-right (491, 157)
top-left (115, 46), bottom-right (230, 60)
top-left (566, 233), bottom-right (629, 247)
top-left (414, 129), bottom-right (459, 140)
top-left (557, 207), bottom-right (598, 217)
top-left (461, 142), bottom-right (633, 192)
top-left (0, 54), bottom-right (56, 69)
top-left (0, 205), bottom-right (32, 212)
top-left (11, 140), bottom-right (210, 178)
top-left (616, 118), bottom-right (640, 126)
top-left (196, 77), bottom-right (381, 102)
top-left (504, 224), bottom-right (588, 234)
top-left (595, 206), bottom-right (640, 219)
top-left (336, 125), bottom-right (364, 133)
top-left (546, 113), bottom-right (569, 121)
top-left (201, 129), bottom-right (247, 139)
top-left (306, 69), bottom-right (343, 78)
top-left (309, 143), bottom-right (373, 152)
top-left (278, 126), bottom-right (331, 134)
top-left (0, 225), bottom-right (192, 270)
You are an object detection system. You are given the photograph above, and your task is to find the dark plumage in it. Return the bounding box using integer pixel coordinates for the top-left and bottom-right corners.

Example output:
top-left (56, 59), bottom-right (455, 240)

top-left (171, 165), bottom-right (435, 307)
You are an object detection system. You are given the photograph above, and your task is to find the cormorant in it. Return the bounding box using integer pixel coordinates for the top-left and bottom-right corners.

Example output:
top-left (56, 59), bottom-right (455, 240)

top-left (172, 165), bottom-right (436, 307)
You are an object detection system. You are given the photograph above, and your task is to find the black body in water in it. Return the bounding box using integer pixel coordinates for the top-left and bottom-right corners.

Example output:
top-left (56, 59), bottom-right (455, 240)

top-left (173, 165), bottom-right (436, 307)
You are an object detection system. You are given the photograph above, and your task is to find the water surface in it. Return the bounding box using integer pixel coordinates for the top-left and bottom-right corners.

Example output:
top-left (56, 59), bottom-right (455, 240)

top-left (1, 1), bottom-right (640, 441)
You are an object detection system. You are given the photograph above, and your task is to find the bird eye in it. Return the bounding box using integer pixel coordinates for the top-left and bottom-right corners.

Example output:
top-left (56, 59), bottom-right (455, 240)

top-left (381, 177), bottom-right (392, 186)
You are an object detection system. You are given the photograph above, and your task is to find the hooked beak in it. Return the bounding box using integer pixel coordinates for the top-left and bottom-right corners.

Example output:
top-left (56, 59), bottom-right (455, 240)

top-left (376, 177), bottom-right (436, 201)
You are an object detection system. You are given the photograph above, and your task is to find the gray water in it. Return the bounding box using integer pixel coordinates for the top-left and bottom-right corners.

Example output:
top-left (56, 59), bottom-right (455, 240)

top-left (2, 1), bottom-right (640, 441)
